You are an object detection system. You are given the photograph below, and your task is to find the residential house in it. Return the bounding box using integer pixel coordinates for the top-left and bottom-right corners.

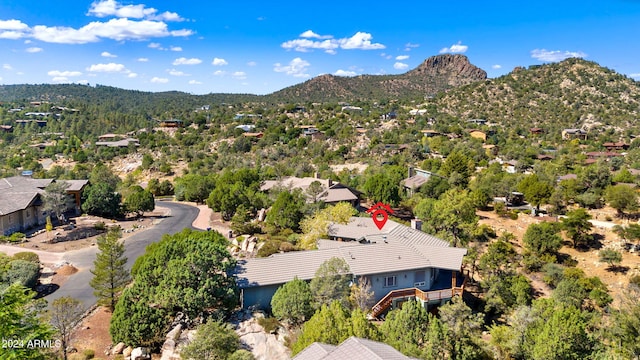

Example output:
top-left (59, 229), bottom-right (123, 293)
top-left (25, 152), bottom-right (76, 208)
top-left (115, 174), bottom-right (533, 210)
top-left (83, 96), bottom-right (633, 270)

top-left (409, 109), bottom-right (428, 116)
top-left (95, 136), bottom-right (139, 148)
top-left (585, 151), bottom-right (624, 161)
top-left (557, 174), bottom-right (578, 182)
top-left (16, 119), bottom-right (47, 127)
top-left (603, 142), bottom-right (629, 151)
top-left (469, 130), bottom-right (487, 142)
top-left (293, 337), bottom-right (420, 360)
top-left (0, 125), bottom-right (12, 132)
top-left (235, 124), bottom-right (256, 132)
top-left (157, 119), bottom-right (184, 128)
top-left (420, 129), bottom-right (442, 138)
top-left (261, 176), bottom-right (361, 207)
top-left (242, 132), bottom-right (264, 139)
top-left (562, 128), bottom-right (588, 140)
top-left (401, 167), bottom-right (444, 196)
top-left (0, 176), bottom-right (88, 235)
top-left (536, 154), bottom-right (554, 161)
top-left (236, 217), bottom-right (466, 317)
top-left (234, 113), bottom-right (262, 120)
top-left (466, 119), bottom-right (487, 125)
top-left (530, 127), bottom-right (544, 135)
top-left (483, 144), bottom-right (498, 156)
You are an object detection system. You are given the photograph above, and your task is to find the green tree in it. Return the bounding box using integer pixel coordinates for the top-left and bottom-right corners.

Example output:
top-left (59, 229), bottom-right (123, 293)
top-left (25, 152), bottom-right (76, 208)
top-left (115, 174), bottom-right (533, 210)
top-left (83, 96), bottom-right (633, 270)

top-left (89, 163), bottom-right (121, 190)
top-left (123, 186), bottom-right (155, 217)
top-left (609, 286), bottom-right (640, 358)
top-left (180, 320), bottom-right (241, 360)
top-left (2, 260), bottom-right (40, 289)
top-left (598, 248), bottom-right (622, 269)
top-left (270, 277), bottom-right (314, 325)
top-left (90, 227), bottom-right (130, 311)
top-left (82, 183), bottom-right (123, 218)
top-left (306, 180), bottom-right (325, 204)
top-left (299, 202), bottom-right (355, 249)
top-left (561, 208), bottom-right (593, 248)
top-left (438, 296), bottom-right (486, 360)
top-left (309, 257), bottom-right (352, 309)
top-left (265, 190), bottom-right (306, 231)
top-left (349, 277), bottom-right (374, 311)
top-left (111, 229), bottom-right (237, 348)
top-left (292, 301), bottom-right (379, 355)
top-left (50, 296), bottom-right (84, 360)
top-left (479, 238), bottom-right (518, 277)
top-left (42, 180), bottom-right (73, 223)
top-left (380, 299), bottom-right (431, 358)
top-left (523, 222), bottom-right (563, 257)
top-left (605, 184), bottom-right (638, 216)
top-left (0, 284), bottom-right (55, 360)
top-left (517, 174), bottom-right (553, 211)
top-left (363, 172), bottom-right (401, 206)
top-left (420, 189), bottom-right (478, 247)
top-left (440, 151), bottom-right (473, 188)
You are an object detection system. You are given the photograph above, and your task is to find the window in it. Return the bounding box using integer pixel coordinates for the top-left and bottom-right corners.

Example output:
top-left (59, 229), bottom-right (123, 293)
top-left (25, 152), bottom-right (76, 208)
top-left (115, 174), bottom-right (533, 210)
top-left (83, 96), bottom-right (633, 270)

top-left (384, 276), bottom-right (396, 287)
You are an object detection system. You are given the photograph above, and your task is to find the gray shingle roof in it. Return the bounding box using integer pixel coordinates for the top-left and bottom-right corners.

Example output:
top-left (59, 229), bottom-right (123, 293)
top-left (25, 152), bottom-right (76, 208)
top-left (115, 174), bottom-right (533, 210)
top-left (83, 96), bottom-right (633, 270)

top-left (236, 217), bottom-right (466, 288)
top-left (0, 176), bottom-right (86, 215)
top-left (293, 337), bottom-right (419, 360)
top-left (260, 177), bottom-right (360, 204)
top-left (293, 342), bottom-right (336, 360)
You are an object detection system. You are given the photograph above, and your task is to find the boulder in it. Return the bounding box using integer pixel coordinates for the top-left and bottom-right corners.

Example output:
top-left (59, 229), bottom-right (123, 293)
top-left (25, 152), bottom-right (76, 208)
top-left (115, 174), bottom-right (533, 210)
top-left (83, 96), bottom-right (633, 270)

top-left (111, 342), bottom-right (126, 355)
top-left (131, 347), bottom-right (151, 360)
top-left (123, 346), bottom-right (133, 358)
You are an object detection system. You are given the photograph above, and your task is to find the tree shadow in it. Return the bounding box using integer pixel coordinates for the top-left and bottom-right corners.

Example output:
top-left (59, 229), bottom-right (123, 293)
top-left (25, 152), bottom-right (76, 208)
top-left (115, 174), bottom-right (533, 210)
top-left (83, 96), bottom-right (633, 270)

top-left (606, 265), bottom-right (630, 274)
top-left (34, 283), bottom-right (59, 298)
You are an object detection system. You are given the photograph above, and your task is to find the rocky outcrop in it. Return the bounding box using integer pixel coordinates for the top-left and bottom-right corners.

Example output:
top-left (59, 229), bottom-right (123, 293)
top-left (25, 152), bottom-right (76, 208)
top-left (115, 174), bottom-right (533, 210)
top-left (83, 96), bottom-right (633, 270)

top-left (408, 54), bottom-right (487, 86)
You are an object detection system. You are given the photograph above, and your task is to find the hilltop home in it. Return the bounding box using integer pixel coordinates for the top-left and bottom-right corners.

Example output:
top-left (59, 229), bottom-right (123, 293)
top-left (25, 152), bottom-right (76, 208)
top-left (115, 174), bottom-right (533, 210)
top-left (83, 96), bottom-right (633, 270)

top-left (261, 176), bottom-right (361, 207)
top-left (562, 128), bottom-right (588, 140)
top-left (0, 176), bottom-right (88, 235)
top-left (236, 217), bottom-right (466, 317)
top-left (401, 166), bottom-right (444, 196)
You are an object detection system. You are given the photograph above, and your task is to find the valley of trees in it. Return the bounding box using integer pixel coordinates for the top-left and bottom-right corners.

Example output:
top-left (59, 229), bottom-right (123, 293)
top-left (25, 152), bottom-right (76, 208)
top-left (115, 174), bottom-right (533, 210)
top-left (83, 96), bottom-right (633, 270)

top-left (1, 56), bottom-right (640, 359)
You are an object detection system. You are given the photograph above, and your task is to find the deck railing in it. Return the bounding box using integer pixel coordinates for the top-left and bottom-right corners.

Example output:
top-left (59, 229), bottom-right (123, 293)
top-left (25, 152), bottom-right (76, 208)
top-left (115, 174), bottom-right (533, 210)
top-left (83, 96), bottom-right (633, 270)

top-left (370, 285), bottom-right (464, 318)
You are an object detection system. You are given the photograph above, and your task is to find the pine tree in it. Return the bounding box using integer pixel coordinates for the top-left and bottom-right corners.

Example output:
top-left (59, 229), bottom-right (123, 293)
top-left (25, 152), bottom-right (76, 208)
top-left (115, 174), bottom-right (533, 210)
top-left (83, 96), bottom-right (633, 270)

top-left (90, 227), bottom-right (130, 311)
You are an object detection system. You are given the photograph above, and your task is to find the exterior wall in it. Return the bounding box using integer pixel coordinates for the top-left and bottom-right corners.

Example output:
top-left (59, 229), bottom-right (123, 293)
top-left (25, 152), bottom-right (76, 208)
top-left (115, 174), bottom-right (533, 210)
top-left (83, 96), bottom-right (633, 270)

top-left (0, 205), bottom-right (46, 236)
top-left (362, 267), bottom-right (434, 303)
top-left (242, 284), bottom-right (281, 310)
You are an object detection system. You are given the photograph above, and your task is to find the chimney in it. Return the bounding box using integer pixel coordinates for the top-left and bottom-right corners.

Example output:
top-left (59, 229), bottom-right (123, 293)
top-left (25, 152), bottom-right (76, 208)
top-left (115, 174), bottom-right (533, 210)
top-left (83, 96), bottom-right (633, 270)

top-left (411, 218), bottom-right (422, 231)
top-left (408, 166), bottom-right (414, 178)
top-left (314, 172), bottom-right (320, 179)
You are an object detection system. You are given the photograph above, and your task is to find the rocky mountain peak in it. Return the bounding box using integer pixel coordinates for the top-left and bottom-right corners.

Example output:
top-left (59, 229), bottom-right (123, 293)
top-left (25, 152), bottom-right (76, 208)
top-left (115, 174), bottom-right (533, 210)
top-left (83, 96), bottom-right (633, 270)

top-left (408, 54), bottom-right (487, 85)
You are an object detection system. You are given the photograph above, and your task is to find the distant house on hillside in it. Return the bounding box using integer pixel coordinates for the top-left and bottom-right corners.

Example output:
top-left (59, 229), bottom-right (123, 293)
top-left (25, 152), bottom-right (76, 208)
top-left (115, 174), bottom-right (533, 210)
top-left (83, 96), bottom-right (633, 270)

top-left (235, 124), bottom-right (256, 132)
top-left (562, 128), bottom-right (588, 140)
top-left (157, 119), bottom-right (184, 128)
top-left (603, 142), bottom-right (629, 151)
top-left (242, 132), bottom-right (264, 139)
top-left (466, 119), bottom-right (487, 125)
top-left (95, 135), bottom-right (139, 148)
top-left (469, 130), bottom-right (487, 142)
top-left (236, 217), bottom-right (466, 317)
top-left (1, 125), bottom-right (13, 132)
top-left (530, 127), bottom-right (545, 135)
top-left (401, 166), bottom-right (444, 196)
top-left (0, 176), bottom-right (88, 235)
top-left (261, 176), bottom-right (361, 207)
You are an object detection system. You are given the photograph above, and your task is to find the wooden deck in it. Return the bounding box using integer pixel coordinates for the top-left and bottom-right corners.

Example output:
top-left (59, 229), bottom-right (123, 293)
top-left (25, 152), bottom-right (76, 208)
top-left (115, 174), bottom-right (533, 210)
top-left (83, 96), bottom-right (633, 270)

top-left (370, 285), bottom-right (464, 318)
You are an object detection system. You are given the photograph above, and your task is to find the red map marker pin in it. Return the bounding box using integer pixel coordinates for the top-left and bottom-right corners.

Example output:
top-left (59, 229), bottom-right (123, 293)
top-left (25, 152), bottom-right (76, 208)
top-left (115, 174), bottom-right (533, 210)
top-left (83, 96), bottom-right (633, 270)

top-left (366, 202), bottom-right (394, 230)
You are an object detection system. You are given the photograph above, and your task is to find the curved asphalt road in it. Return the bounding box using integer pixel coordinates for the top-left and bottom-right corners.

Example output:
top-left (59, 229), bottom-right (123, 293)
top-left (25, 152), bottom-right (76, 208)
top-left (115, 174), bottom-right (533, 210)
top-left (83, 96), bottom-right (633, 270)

top-left (44, 201), bottom-right (199, 311)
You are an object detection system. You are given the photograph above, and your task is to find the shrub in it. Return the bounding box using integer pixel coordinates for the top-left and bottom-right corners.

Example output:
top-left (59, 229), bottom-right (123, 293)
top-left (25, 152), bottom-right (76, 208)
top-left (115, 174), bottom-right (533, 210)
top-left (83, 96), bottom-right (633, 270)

top-left (4, 260), bottom-right (40, 288)
top-left (94, 222), bottom-right (106, 231)
top-left (82, 349), bottom-right (95, 359)
top-left (257, 317), bottom-right (281, 334)
top-left (12, 252), bottom-right (40, 264)
top-left (8, 232), bottom-right (26, 243)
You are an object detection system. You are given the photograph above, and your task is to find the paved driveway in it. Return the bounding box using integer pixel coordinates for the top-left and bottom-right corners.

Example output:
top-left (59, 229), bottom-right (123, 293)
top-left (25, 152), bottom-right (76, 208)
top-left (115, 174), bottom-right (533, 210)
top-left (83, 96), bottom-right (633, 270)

top-left (44, 201), bottom-right (199, 311)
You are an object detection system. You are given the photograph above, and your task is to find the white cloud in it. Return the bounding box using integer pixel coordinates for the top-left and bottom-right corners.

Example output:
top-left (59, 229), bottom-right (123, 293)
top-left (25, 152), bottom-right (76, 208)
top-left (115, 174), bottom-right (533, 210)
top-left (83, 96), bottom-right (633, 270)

top-left (531, 49), bottom-right (587, 62)
top-left (189, 79), bottom-right (202, 84)
top-left (168, 69), bottom-right (188, 76)
top-left (170, 46), bottom-right (182, 51)
top-left (300, 30), bottom-right (332, 39)
top-left (439, 41), bottom-right (468, 54)
top-left (212, 57), bottom-right (228, 66)
top-left (405, 42), bottom-right (420, 50)
top-left (101, 51), bottom-right (117, 57)
top-left (232, 71), bottom-right (247, 80)
top-left (274, 57), bottom-right (310, 78)
top-left (492, 64), bottom-right (502, 69)
top-left (148, 42), bottom-right (161, 48)
top-left (396, 55), bottom-right (409, 60)
top-left (26, 47), bottom-right (43, 53)
top-left (78, 79), bottom-right (89, 84)
top-left (0, 20), bottom-right (29, 39)
top-left (127, 72), bottom-right (138, 78)
top-left (137, 57), bottom-right (149, 62)
top-left (172, 57), bottom-right (202, 65)
top-left (170, 29), bottom-right (193, 37)
top-left (393, 62), bottom-right (409, 70)
top-left (3, 64), bottom-right (13, 70)
top-left (87, 62), bottom-right (126, 72)
top-left (247, 61), bottom-right (257, 66)
top-left (88, 0), bottom-right (185, 22)
top-left (334, 69), bottom-right (357, 77)
top-left (213, 70), bottom-right (226, 76)
top-left (629, 73), bottom-right (640, 79)
top-left (48, 70), bottom-right (82, 77)
top-left (150, 76), bottom-right (169, 83)
top-left (281, 31), bottom-right (385, 53)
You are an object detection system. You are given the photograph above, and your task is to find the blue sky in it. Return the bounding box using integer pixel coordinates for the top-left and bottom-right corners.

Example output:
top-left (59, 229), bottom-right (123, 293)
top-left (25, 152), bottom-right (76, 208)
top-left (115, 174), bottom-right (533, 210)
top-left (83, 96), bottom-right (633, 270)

top-left (0, 0), bottom-right (639, 95)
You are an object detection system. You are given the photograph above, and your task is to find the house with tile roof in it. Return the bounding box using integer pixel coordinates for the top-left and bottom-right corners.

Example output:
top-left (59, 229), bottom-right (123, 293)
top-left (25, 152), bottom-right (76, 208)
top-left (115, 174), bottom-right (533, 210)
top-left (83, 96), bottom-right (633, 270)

top-left (401, 166), bottom-right (444, 196)
top-left (235, 217), bottom-right (466, 317)
top-left (0, 176), bottom-right (88, 235)
top-left (293, 337), bottom-right (419, 360)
